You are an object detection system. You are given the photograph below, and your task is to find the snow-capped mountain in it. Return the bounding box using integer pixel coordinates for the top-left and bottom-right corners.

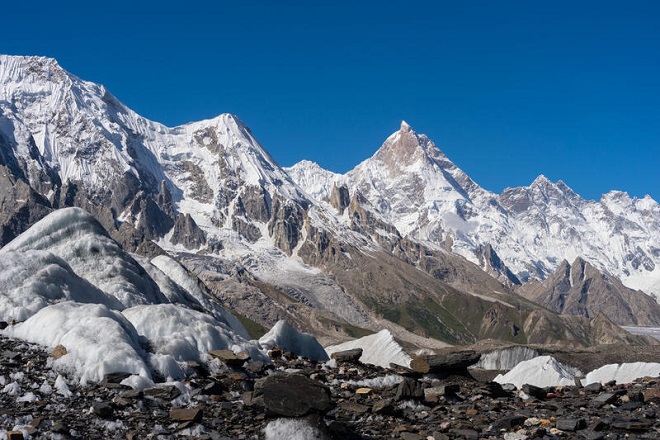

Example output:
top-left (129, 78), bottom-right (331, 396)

top-left (2, 54), bottom-right (659, 352)
top-left (0, 55), bottom-right (311, 254)
top-left (287, 122), bottom-right (660, 299)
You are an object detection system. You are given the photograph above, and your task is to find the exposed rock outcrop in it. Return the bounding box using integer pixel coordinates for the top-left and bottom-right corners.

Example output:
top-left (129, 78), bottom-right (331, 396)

top-left (521, 257), bottom-right (660, 326)
top-left (170, 213), bottom-right (206, 249)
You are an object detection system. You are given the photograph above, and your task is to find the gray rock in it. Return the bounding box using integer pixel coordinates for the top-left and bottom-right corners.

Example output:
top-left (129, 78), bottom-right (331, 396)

top-left (584, 382), bottom-right (603, 393)
top-left (591, 392), bottom-right (618, 407)
top-left (555, 418), bottom-right (586, 431)
top-left (610, 418), bottom-right (652, 431)
top-left (92, 401), bottom-right (114, 418)
top-left (252, 373), bottom-right (332, 417)
top-left (330, 348), bottom-right (363, 362)
top-left (491, 415), bottom-right (526, 430)
top-left (102, 372), bottom-right (132, 385)
top-left (395, 378), bottom-right (424, 401)
top-left (372, 399), bottom-right (396, 415)
top-left (424, 384), bottom-right (460, 402)
top-left (144, 385), bottom-right (181, 400)
top-left (170, 407), bottom-right (203, 422)
top-left (410, 350), bottom-right (481, 374)
top-left (209, 349), bottom-right (249, 367)
top-left (522, 383), bottom-right (547, 400)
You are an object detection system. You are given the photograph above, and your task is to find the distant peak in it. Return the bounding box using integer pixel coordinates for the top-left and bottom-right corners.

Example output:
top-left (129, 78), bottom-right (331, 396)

top-left (0, 54), bottom-right (64, 75)
top-left (531, 174), bottom-right (552, 186)
top-left (400, 120), bottom-right (412, 132)
top-left (288, 159), bottom-right (323, 171)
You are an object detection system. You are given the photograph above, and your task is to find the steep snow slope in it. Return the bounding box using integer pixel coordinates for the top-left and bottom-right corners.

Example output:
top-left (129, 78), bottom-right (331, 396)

top-left (288, 122), bottom-right (660, 298)
top-left (0, 55), bottom-right (311, 252)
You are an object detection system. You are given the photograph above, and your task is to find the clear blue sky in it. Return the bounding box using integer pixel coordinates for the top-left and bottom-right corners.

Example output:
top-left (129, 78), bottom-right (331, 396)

top-left (2, 1), bottom-right (659, 201)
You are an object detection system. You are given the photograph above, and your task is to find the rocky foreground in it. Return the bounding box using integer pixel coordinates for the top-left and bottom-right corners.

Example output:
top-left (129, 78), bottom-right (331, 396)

top-left (1, 336), bottom-right (660, 440)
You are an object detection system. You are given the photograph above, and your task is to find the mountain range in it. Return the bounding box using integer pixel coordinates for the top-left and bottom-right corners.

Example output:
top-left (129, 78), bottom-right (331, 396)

top-left (1, 54), bottom-right (659, 353)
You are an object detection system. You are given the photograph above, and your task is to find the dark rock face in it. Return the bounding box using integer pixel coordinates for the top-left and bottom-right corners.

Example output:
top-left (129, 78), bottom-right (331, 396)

top-left (240, 185), bottom-right (271, 223)
top-left (476, 243), bottom-right (522, 287)
top-left (330, 183), bottom-right (350, 214)
top-left (232, 216), bottom-right (262, 242)
top-left (129, 193), bottom-right (174, 239)
top-left (522, 257), bottom-right (660, 326)
top-left (0, 165), bottom-right (53, 246)
top-left (268, 196), bottom-right (305, 255)
top-left (252, 372), bottom-right (333, 417)
top-left (170, 213), bottom-right (206, 249)
top-left (156, 180), bottom-right (175, 218)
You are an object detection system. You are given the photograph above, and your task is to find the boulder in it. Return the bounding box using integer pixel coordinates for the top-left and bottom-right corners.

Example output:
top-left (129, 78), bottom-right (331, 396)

top-left (410, 350), bottom-right (480, 374)
top-left (170, 407), bottom-right (203, 422)
top-left (51, 344), bottom-right (67, 359)
top-left (252, 373), bottom-right (332, 417)
top-left (331, 348), bottom-right (363, 363)
top-left (209, 349), bottom-right (249, 367)
top-left (395, 378), bottom-right (424, 401)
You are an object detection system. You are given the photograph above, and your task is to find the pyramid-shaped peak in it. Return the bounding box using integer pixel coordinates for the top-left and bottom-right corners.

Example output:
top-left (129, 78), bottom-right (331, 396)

top-left (374, 122), bottom-right (428, 168)
top-left (531, 174), bottom-right (553, 187)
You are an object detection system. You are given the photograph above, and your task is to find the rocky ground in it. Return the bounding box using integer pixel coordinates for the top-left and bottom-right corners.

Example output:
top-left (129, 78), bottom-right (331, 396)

top-left (1, 336), bottom-right (660, 439)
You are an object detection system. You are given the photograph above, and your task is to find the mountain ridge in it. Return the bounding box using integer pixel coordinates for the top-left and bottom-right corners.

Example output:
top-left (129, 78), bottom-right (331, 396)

top-left (288, 122), bottom-right (660, 299)
top-left (1, 54), bottom-right (659, 348)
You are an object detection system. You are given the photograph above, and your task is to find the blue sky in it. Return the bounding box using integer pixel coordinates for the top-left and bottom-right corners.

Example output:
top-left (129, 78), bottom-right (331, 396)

top-left (2, 1), bottom-right (659, 200)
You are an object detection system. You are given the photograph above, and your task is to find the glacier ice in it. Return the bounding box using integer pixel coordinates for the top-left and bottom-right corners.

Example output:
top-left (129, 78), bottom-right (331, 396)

top-left (259, 320), bottom-right (329, 361)
top-left (493, 355), bottom-right (581, 388)
top-left (325, 329), bottom-right (412, 368)
top-left (0, 207), bottom-right (167, 308)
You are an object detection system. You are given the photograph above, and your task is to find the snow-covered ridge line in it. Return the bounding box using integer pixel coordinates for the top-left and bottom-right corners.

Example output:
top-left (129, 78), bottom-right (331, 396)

top-left (288, 121), bottom-right (660, 298)
top-left (1, 53), bottom-right (659, 315)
